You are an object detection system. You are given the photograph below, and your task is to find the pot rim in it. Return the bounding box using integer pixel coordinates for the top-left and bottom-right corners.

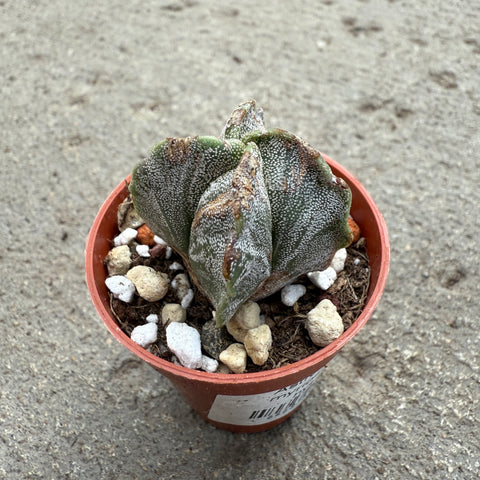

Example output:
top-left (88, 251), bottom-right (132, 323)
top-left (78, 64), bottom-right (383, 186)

top-left (85, 155), bottom-right (389, 385)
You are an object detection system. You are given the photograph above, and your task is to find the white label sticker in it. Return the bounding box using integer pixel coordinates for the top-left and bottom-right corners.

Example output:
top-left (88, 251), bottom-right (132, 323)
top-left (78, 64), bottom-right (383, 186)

top-left (207, 370), bottom-right (322, 426)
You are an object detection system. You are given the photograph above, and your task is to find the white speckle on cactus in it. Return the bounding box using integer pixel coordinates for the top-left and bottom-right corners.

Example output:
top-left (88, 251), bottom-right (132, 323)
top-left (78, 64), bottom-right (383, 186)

top-left (113, 227), bottom-right (138, 246)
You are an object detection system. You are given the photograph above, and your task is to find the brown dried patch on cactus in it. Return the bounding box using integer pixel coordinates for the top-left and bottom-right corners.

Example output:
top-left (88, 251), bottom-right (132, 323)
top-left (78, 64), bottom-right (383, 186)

top-left (164, 137), bottom-right (196, 165)
top-left (222, 236), bottom-right (241, 281)
top-left (191, 146), bottom-right (261, 227)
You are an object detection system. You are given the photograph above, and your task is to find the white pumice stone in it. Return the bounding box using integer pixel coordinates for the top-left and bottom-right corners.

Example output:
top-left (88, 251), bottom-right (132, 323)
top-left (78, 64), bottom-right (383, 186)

top-left (153, 235), bottom-right (167, 246)
top-left (166, 322), bottom-right (202, 369)
top-left (181, 289), bottom-right (194, 309)
top-left (105, 245), bottom-right (132, 276)
top-left (281, 284), bottom-right (307, 307)
top-left (219, 343), bottom-right (247, 374)
top-left (135, 244), bottom-right (151, 258)
top-left (146, 314), bottom-right (159, 323)
top-left (161, 303), bottom-right (187, 326)
top-left (126, 266), bottom-right (169, 302)
top-left (169, 262), bottom-right (184, 271)
top-left (201, 355), bottom-right (219, 373)
top-left (308, 267), bottom-right (337, 290)
top-left (244, 324), bottom-right (272, 366)
top-left (113, 227), bottom-right (138, 246)
top-left (105, 275), bottom-right (135, 303)
top-left (131, 322), bottom-right (158, 348)
top-left (330, 248), bottom-right (347, 273)
top-left (306, 299), bottom-right (344, 347)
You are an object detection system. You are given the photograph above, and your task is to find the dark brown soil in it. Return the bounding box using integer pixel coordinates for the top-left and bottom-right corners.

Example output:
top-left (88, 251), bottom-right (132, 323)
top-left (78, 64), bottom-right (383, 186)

top-left (109, 238), bottom-right (370, 373)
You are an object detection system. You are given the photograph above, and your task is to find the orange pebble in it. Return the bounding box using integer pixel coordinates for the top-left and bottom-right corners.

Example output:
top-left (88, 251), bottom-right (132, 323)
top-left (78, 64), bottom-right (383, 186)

top-left (137, 224), bottom-right (155, 246)
top-left (348, 217), bottom-right (361, 244)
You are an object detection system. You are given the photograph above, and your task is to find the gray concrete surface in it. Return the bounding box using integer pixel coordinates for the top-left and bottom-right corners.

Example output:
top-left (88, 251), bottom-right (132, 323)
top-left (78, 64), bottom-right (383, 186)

top-left (1, 0), bottom-right (479, 478)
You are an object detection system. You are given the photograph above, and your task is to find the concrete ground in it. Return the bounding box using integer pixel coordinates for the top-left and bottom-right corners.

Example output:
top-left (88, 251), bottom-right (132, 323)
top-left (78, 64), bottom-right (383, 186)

top-left (1, 1), bottom-right (479, 479)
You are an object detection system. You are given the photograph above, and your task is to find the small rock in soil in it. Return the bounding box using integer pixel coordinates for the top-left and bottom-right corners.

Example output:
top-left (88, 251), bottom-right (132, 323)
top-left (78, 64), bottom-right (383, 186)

top-left (135, 244), bottom-right (150, 258)
top-left (216, 362), bottom-right (232, 374)
top-left (137, 224), bottom-right (155, 246)
top-left (161, 303), bottom-right (186, 326)
top-left (181, 289), bottom-right (194, 308)
top-left (201, 318), bottom-right (234, 360)
top-left (331, 248), bottom-right (347, 273)
top-left (171, 273), bottom-right (191, 302)
top-left (113, 227), bottom-right (138, 246)
top-left (233, 301), bottom-right (262, 330)
top-left (219, 343), bottom-right (247, 374)
top-left (166, 322), bottom-right (202, 369)
top-left (153, 235), bottom-right (167, 246)
top-left (105, 245), bottom-right (132, 276)
top-left (306, 299), bottom-right (344, 347)
top-left (281, 284), bottom-right (307, 306)
top-left (348, 217), bottom-right (361, 243)
top-left (169, 262), bottom-right (184, 271)
top-left (150, 243), bottom-right (167, 258)
top-left (146, 313), bottom-right (159, 323)
top-left (126, 265), bottom-right (169, 302)
top-left (105, 275), bottom-right (135, 303)
top-left (201, 355), bottom-right (219, 373)
top-left (308, 266), bottom-right (337, 290)
top-left (226, 301), bottom-right (262, 342)
top-left (244, 324), bottom-right (272, 366)
top-left (131, 322), bottom-right (158, 348)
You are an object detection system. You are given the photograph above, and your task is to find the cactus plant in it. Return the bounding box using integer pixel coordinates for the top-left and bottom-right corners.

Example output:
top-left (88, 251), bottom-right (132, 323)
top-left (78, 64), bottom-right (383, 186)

top-left (130, 100), bottom-right (352, 326)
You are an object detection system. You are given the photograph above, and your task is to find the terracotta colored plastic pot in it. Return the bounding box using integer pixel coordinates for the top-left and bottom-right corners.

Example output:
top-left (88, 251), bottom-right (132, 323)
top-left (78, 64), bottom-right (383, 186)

top-left (85, 155), bottom-right (389, 433)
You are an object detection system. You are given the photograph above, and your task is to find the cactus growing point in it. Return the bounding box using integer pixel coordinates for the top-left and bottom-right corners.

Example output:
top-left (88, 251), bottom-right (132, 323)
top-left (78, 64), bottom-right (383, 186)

top-left (130, 100), bottom-right (352, 326)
